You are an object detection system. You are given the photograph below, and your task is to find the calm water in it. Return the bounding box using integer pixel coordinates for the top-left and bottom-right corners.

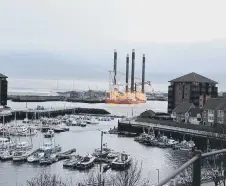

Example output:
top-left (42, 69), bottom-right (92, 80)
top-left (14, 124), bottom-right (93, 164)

top-left (0, 101), bottom-right (192, 186)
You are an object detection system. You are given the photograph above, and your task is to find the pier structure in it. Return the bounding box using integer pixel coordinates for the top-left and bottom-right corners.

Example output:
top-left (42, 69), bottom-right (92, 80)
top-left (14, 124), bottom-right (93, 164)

top-left (118, 118), bottom-right (226, 148)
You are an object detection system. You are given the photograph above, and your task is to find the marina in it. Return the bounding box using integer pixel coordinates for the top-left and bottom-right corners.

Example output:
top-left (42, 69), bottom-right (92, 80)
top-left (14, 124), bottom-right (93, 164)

top-left (0, 100), bottom-right (191, 186)
top-left (0, 101), bottom-right (221, 185)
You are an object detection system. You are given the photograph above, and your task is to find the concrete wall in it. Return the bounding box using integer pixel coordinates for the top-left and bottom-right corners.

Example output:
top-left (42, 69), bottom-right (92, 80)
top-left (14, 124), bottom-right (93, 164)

top-left (183, 83), bottom-right (191, 102)
top-left (0, 80), bottom-right (2, 105)
top-left (174, 83), bottom-right (183, 107)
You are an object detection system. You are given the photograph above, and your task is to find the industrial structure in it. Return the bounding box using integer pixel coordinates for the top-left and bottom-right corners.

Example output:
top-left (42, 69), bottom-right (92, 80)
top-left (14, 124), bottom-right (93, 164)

top-left (105, 49), bottom-right (151, 104)
top-left (0, 73), bottom-right (8, 106)
top-left (168, 72), bottom-right (218, 113)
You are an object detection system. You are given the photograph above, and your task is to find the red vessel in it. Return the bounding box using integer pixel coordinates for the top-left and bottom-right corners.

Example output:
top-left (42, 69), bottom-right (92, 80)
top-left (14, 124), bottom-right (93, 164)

top-left (105, 49), bottom-right (150, 105)
top-left (105, 98), bottom-right (146, 104)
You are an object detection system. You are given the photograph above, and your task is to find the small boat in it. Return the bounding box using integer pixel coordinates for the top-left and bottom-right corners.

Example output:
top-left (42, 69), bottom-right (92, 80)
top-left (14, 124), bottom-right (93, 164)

top-left (27, 151), bottom-right (45, 163)
top-left (71, 120), bottom-right (78, 126)
top-left (44, 130), bottom-right (54, 138)
top-left (23, 118), bottom-right (31, 124)
top-left (16, 141), bottom-right (33, 151)
top-left (111, 152), bottom-right (131, 170)
top-left (40, 142), bottom-right (61, 153)
top-left (39, 150), bottom-right (58, 165)
top-left (87, 118), bottom-right (99, 124)
top-left (92, 147), bottom-right (111, 158)
top-left (80, 123), bottom-right (86, 127)
top-left (60, 124), bottom-right (70, 131)
top-left (167, 139), bottom-right (179, 147)
top-left (63, 155), bottom-right (82, 168)
top-left (0, 150), bottom-right (14, 160)
top-left (180, 140), bottom-right (195, 151)
top-left (53, 125), bottom-right (65, 133)
top-left (76, 154), bottom-right (96, 170)
top-left (12, 150), bottom-right (32, 162)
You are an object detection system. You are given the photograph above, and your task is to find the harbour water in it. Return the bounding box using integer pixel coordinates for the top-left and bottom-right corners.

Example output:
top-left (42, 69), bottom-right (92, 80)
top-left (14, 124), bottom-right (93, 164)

top-left (1, 101), bottom-right (192, 186)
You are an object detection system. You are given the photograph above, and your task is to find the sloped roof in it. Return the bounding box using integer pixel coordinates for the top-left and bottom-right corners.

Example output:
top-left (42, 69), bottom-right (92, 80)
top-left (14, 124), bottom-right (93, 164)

top-left (203, 98), bottom-right (226, 110)
top-left (140, 110), bottom-right (156, 118)
top-left (188, 108), bottom-right (203, 117)
top-left (172, 102), bottom-right (195, 114)
top-left (169, 72), bottom-right (217, 84)
top-left (0, 73), bottom-right (7, 78)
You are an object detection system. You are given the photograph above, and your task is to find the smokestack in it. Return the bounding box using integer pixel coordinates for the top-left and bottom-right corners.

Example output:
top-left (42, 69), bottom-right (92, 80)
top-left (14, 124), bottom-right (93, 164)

top-left (142, 54), bottom-right (145, 93)
top-left (113, 49), bottom-right (117, 85)
top-left (126, 54), bottom-right (129, 92)
top-left (131, 49), bottom-right (135, 92)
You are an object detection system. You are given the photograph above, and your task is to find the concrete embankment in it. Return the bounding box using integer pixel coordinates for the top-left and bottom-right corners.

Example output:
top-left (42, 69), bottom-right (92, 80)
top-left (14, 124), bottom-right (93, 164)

top-left (66, 98), bottom-right (105, 103)
top-left (9, 95), bottom-right (63, 102)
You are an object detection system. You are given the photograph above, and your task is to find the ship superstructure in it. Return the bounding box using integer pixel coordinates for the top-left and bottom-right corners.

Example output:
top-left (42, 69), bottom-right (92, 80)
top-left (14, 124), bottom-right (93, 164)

top-left (105, 49), bottom-right (151, 104)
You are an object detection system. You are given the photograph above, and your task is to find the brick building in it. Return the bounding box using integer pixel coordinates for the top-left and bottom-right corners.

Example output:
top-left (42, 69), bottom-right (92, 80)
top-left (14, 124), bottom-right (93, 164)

top-left (168, 72), bottom-right (218, 113)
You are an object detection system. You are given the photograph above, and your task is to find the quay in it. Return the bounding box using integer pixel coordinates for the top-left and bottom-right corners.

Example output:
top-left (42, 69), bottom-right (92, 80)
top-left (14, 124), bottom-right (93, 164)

top-left (118, 117), bottom-right (226, 148)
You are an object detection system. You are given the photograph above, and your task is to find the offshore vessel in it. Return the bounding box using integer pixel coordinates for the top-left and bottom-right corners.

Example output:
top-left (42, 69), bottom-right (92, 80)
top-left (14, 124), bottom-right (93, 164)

top-left (105, 49), bottom-right (151, 104)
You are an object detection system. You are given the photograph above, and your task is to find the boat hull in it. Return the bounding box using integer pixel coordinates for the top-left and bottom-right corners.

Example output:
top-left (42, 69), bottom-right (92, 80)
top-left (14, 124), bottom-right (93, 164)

top-left (105, 99), bottom-right (146, 104)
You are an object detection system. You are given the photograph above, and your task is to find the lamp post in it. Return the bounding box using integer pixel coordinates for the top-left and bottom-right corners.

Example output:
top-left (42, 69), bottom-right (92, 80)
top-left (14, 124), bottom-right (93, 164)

top-left (156, 169), bottom-right (160, 183)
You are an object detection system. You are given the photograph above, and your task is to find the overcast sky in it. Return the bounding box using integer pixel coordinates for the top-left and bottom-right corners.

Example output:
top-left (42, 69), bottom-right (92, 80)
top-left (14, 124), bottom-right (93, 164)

top-left (0, 0), bottom-right (226, 91)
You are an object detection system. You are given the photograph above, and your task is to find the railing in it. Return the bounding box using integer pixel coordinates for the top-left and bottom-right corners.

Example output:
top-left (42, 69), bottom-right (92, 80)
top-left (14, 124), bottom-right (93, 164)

top-left (121, 120), bottom-right (226, 139)
top-left (156, 149), bottom-right (226, 186)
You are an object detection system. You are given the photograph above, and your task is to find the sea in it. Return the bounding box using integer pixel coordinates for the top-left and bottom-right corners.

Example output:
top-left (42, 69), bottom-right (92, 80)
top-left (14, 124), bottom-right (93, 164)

top-left (0, 100), bottom-right (212, 186)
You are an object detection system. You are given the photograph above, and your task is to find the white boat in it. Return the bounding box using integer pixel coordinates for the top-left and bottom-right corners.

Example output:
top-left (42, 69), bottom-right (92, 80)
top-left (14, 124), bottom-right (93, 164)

top-left (76, 154), bottom-right (96, 170)
top-left (63, 155), bottom-right (82, 168)
top-left (44, 130), bottom-right (54, 138)
top-left (106, 151), bottom-right (120, 160)
top-left (0, 137), bottom-right (11, 149)
top-left (23, 118), bottom-right (31, 124)
top-left (71, 120), bottom-right (78, 126)
top-left (77, 119), bottom-right (87, 127)
top-left (111, 152), bottom-right (132, 170)
top-left (39, 150), bottom-right (58, 165)
top-left (16, 141), bottom-right (33, 151)
top-left (40, 142), bottom-right (61, 153)
top-left (87, 118), bottom-right (99, 124)
top-left (12, 150), bottom-right (33, 161)
top-left (0, 150), bottom-right (14, 160)
top-left (53, 125), bottom-right (65, 133)
top-left (167, 139), bottom-right (179, 147)
top-left (27, 151), bottom-right (45, 163)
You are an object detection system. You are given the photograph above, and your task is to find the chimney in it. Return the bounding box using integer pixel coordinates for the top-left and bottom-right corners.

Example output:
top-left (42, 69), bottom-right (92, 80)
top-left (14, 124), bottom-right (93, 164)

top-left (131, 49), bottom-right (135, 92)
top-left (126, 54), bottom-right (129, 92)
top-left (142, 54), bottom-right (145, 93)
top-left (113, 49), bottom-right (117, 85)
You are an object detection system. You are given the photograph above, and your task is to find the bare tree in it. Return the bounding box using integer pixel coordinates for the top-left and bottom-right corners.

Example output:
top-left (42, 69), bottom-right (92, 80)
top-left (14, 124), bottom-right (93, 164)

top-left (80, 160), bottom-right (150, 186)
top-left (110, 160), bottom-right (150, 186)
top-left (26, 172), bottom-right (72, 186)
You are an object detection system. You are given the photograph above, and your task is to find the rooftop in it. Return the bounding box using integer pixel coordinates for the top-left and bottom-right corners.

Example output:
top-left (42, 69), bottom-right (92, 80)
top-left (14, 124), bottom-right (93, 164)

top-left (0, 73), bottom-right (7, 78)
top-left (203, 98), bottom-right (226, 110)
top-left (188, 107), bottom-right (203, 117)
top-left (169, 72), bottom-right (217, 84)
top-left (172, 102), bottom-right (195, 114)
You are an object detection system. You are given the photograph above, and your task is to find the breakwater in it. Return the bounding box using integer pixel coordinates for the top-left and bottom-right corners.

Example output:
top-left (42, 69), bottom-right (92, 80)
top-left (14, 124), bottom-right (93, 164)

top-left (66, 98), bottom-right (105, 103)
top-left (7, 107), bottom-right (112, 120)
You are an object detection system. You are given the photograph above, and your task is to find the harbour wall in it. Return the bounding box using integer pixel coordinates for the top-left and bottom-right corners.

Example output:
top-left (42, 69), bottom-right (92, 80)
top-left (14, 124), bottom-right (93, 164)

top-left (2, 107), bottom-right (113, 122)
top-left (118, 118), bottom-right (226, 150)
